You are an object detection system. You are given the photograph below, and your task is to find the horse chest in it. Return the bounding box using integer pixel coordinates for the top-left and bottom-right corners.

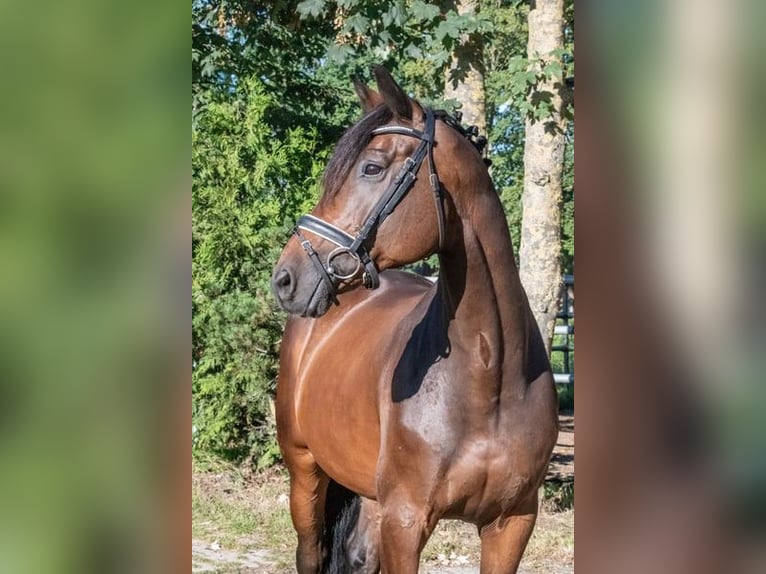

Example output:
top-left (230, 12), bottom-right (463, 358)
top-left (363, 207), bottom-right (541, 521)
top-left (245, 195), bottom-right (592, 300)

top-left (388, 363), bottom-right (545, 521)
top-left (445, 435), bottom-right (537, 517)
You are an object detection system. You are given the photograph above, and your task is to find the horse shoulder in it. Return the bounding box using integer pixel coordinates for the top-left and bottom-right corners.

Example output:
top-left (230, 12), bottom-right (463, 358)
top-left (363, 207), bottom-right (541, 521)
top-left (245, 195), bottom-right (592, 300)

top-left (279, 272), bottom-right (435, 496)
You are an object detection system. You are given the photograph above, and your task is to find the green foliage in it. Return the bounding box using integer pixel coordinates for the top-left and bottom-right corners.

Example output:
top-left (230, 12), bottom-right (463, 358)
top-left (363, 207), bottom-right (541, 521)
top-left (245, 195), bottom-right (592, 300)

top-left (295, 0), bottom-right (492, 85)
top-left (556, 384), bottom-right (574, 411)
top-left (483, 0), bottom-right (574, 267)
top-left (192, 77), bottom-right (326, 463)
top-left (497, 45), bottom-right (573, 124)
top-left (543, 479), bottom-right (574, 512)
top-left (192, 2), bottom-right (365, 467)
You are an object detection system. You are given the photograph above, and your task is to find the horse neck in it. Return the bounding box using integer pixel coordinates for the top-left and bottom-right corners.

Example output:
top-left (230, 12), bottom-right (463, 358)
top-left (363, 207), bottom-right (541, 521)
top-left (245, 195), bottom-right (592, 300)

top-left (437, 187), bottom-right (549, 398)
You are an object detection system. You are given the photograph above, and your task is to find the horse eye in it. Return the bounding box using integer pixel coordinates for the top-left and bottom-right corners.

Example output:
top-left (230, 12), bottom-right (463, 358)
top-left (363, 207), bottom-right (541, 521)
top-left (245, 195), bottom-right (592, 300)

top-left (363, 163), bottom-right (383, 177)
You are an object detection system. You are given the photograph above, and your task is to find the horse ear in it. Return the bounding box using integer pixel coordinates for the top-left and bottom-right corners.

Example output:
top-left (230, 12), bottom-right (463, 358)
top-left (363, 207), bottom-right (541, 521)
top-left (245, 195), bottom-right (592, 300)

top-left (372, 65), bottom-right (412, 120)
top-left (353, 77), bottom-right (383, 113)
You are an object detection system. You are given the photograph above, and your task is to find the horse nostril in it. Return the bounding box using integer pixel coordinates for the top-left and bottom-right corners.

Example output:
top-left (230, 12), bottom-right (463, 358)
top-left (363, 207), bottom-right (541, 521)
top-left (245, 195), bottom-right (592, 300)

top-left (276, 269), bottom-right (291, 288)
top-left (273, 268), bottom-right (294, 299)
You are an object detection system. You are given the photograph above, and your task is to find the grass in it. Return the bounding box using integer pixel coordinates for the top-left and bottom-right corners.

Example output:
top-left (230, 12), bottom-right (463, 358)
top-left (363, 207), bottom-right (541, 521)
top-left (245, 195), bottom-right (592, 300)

top-left (523, 509), bottom-right (575, 571)
top-left (420, 480), bottom-right (574, 570)
top-left (542, 479), bottom-right (574, 512)
top-left (193, 463), bottom-right (573, 573)
top-left (422, 520), bottom-right (480, 566)
top-left (192, 460), bottom-right (296, 571)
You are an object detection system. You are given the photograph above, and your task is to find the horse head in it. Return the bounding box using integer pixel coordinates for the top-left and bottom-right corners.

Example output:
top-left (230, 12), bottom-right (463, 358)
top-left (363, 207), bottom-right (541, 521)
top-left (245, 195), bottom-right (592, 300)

top-left (272, 66), bottom-right (486, 317)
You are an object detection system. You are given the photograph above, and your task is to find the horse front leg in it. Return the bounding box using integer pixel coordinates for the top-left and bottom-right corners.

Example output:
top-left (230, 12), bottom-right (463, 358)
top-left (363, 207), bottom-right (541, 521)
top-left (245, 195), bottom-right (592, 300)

top-left (377, 491), bottom-right (437, 574)
top-left (285, 449), bottom-right (329, 574)
top-left (479, 493), bottom-right (538, 574)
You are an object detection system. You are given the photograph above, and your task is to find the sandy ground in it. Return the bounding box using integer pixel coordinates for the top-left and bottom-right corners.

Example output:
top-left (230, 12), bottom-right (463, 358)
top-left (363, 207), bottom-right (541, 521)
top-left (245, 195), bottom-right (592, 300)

top-left (191, 538), bottom-right (574, 574)
top-left (192, 539), bottom-right (274, 572)
top-left (191, 546), bottom-right (573, 574)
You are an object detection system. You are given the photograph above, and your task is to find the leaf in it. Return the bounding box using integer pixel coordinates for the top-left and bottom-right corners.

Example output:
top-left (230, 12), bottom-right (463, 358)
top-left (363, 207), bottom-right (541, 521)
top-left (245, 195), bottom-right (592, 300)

top-left (445, 20), bottom-right (461, 39)
top-left (389, 3), bottom-right (405, 26)
top-left (405, 43), bottom-right (422, 59)
top-left (345, 13), bottom-right (369, 36)
top-left (542, 61), bottom-right (563, 81)
top-left (296, 0), bottom-right (326, 19)
top-left (410, 0), bottom-right (439, 21)
top-left (534, 100), bottom-right (552, 120)
top-left (508, 55), bottom-right (527, 74)
top-left (432, 50), bottom-right (450, 66)
top-left (476, 15), bottom-right (494, 34)
top-left (435, 20), bottom-right (451, 42)
top-left (326, 43), bottom-right (352, 64)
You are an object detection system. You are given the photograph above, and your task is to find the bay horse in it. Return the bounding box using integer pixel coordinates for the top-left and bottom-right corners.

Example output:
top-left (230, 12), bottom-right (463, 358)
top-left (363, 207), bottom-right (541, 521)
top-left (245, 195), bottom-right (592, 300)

top-left (272, 66), bottom-right (558, 573)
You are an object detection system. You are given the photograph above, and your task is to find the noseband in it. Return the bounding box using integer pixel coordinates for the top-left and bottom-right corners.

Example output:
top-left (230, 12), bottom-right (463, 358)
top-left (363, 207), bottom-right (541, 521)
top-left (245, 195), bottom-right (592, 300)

top-left (293, 107), bottom-right (445, 302)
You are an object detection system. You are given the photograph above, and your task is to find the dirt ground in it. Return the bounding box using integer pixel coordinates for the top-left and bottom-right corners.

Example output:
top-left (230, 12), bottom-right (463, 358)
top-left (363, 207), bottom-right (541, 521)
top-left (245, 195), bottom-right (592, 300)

top-left (192, 414), bottom-right (574, 573)
top-left (548, 411), bottom-right (574, 481)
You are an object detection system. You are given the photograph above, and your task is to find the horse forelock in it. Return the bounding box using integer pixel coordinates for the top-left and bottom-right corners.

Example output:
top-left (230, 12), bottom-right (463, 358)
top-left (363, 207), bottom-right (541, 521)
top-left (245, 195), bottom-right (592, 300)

top-left (321, 105), bottom-right (393, 198)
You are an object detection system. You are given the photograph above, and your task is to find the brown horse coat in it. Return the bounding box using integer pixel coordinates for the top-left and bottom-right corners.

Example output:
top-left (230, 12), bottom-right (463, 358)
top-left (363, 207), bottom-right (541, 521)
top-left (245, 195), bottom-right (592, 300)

top-left (273, 67), bottom-right (558, 574)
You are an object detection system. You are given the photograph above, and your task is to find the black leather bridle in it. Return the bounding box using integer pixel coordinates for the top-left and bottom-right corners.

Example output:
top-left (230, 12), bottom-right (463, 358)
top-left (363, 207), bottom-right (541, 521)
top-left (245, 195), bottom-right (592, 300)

top-left (293, 107), bottom-right (446, 302)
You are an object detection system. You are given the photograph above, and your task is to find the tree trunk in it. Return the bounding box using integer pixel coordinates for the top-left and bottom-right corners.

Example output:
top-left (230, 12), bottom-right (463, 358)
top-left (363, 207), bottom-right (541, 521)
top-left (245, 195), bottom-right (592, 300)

top-left (519, 0), bottom-right (568, 353)
top-left (443, 0), bottom-right (486, 135)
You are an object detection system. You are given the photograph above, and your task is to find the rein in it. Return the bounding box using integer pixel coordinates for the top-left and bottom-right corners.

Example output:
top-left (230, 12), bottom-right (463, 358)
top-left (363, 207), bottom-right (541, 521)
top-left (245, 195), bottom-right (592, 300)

top-left (293, 107), bottom-right (445, 300)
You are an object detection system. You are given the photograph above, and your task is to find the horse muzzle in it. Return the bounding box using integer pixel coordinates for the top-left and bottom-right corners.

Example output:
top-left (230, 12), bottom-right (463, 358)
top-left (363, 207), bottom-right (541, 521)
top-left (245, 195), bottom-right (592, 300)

top-left (271, 258), bottom-right (337, 318)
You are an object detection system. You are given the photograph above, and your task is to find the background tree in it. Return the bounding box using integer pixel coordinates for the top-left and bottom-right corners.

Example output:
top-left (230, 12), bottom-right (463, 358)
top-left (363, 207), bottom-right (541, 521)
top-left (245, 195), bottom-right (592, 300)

top-left (443, 0), bottom-right (487, 134)
top-left (518, 0), bottom-right (573, 352)
top-left (192, 1), bottom-right (345, 465)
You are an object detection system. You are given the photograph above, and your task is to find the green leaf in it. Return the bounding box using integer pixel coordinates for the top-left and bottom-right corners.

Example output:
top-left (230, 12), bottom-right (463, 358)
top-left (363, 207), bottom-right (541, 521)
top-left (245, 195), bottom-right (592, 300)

top-left (410, 0), bottom-right (440, 21)
top-left (345, 13), bottom-right (370, 35)
top-left (326, 43), bottom-right (353, 64)
top-left (389, 4), bottom-right (405, 26)
top-left (435, 20), bottom-right (451, 42)
top-left (445, 21), bottom-right (461, 39)
top-left (405, 43), bottom-right (422, 59)
top-left (296, 0), bottom-right (326, 19)
top-left (534, 100), bottom-right (553, 120)
top-left (543, 61), bottom-right (563, 81)
top-left (508, 55), bottom-right (527, 73)
top-left (432, 50), bottom-right (450, 66)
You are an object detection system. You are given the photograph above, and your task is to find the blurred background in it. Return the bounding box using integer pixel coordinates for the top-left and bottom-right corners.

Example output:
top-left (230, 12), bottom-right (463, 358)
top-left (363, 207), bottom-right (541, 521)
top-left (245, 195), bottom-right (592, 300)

top-left (0, 1), bottom-right (188, 573)
top-left (577, 0), bottom-right (766, 572)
